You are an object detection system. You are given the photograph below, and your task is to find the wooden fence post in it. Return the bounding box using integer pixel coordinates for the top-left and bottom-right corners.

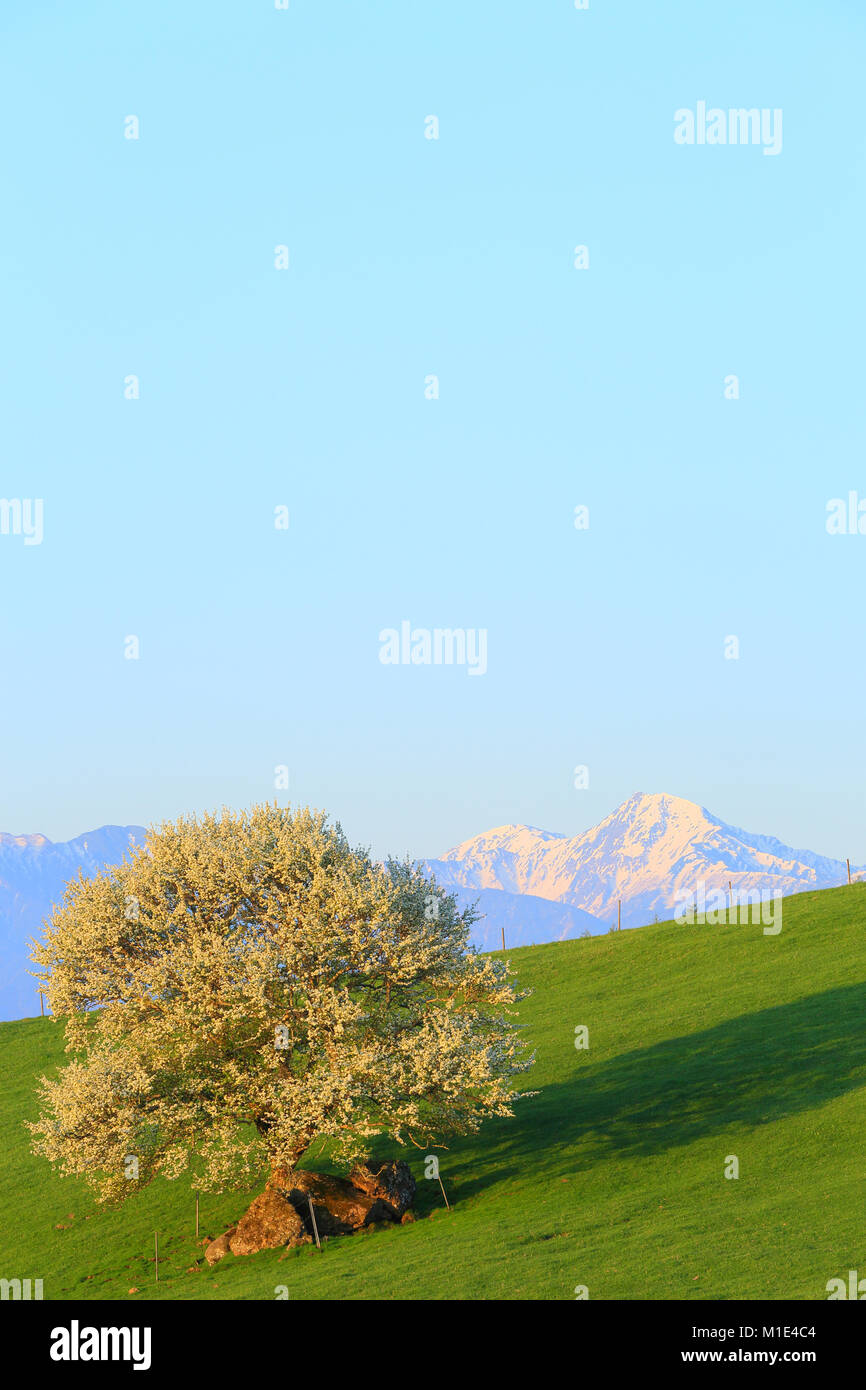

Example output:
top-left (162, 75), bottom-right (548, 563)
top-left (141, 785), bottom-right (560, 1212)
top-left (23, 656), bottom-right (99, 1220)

top-left (308, 1196), bottom-right (321, 1249)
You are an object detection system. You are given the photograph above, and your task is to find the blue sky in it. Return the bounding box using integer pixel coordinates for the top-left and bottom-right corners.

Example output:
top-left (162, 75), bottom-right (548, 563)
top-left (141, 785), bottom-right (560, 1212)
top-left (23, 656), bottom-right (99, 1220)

top-left (1, 0), bottom-right (864, 863)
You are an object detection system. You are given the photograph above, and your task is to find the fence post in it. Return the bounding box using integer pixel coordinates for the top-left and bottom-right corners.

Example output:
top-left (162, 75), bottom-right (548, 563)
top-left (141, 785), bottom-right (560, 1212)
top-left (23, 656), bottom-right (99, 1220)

top-left (308, 1196), bottom-right (321, 1249)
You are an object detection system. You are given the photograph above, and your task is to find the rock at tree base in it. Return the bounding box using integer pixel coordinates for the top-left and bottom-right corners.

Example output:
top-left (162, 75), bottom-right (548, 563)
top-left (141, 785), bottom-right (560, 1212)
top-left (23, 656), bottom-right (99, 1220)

top-left (350, 1160), bottom-right (417, 1215)
top-left (206, 1160), bottom-right (417, 1260)
top-left (229, 1192), bottom-right (306, 1257)
top-left (204, 1227), bottom-right (236, 1265)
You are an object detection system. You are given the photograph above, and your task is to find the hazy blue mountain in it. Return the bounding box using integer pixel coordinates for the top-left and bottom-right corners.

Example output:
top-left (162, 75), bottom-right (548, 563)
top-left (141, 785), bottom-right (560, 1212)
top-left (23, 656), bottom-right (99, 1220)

top-left (439, 883), bottom-right (607, 949)
top-left (0, 825), bottom-right (145, 1020)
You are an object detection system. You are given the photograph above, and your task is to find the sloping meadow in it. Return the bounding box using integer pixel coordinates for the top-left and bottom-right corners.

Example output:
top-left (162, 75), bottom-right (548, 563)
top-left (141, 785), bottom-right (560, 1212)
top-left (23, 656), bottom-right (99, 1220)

top-left (2, 882), bottom-right (865, 1301)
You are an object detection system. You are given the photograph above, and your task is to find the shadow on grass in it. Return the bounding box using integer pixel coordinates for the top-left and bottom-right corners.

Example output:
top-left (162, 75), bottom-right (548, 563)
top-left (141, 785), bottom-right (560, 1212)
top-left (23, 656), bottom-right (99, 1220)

top-left (456, 981), bottom-right (866, 1195)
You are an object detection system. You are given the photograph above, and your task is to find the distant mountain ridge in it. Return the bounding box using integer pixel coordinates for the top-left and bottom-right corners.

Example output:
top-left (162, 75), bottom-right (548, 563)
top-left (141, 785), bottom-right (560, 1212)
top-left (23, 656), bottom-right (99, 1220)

top-left (423, 792), bottom-right (861, 932)
top-left (0, 825), bottom-right (146, 1020)
top-left (1, 794), bottom-right (859, 1022)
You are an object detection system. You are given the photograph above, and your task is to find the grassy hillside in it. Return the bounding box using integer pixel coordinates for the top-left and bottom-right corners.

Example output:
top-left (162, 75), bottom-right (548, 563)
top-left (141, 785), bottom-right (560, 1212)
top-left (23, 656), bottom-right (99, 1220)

top-left (3, 883), bottom-right (866, 1301)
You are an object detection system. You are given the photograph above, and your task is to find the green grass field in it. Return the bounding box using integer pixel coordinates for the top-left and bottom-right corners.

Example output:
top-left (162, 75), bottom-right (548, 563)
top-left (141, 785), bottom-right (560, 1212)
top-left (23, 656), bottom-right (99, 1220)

top-left (3, 883), bottom-right (866, 1301)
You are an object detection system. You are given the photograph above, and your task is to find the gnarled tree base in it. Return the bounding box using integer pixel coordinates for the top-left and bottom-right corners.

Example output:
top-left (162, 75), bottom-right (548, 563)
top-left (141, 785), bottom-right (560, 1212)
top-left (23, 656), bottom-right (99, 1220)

top-left (204, 1161), bottom-right (417, 1263)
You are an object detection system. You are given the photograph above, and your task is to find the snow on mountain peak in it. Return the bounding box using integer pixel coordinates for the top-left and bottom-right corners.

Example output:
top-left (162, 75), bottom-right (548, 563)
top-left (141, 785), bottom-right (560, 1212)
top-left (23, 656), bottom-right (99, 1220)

top-left (425, 793), bottom-right (857, 930)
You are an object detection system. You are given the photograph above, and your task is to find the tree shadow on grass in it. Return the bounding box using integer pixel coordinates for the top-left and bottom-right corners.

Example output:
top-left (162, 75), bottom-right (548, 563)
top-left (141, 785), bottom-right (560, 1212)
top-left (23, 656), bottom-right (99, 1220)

top-left (456, 981), bottom-right (866, 1196)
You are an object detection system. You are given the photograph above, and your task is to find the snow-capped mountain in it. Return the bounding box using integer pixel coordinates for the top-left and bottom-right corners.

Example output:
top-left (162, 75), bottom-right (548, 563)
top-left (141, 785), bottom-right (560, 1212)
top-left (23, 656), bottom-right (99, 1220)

top-left (424, 793), bottom-right (860, 931)
top-left (0, 825), bottom-right (145, 1021)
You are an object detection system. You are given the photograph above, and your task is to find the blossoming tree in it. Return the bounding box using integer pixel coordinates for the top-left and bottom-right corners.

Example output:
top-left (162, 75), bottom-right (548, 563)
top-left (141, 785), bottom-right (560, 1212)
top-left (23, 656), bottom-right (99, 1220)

top-left (29, 804), bottom-right (533, 1204)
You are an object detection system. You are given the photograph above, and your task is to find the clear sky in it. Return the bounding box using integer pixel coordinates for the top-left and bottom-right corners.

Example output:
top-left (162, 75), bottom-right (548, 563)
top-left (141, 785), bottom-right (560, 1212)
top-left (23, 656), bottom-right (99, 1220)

top-left (1, 0), bottom-right (864, 864)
